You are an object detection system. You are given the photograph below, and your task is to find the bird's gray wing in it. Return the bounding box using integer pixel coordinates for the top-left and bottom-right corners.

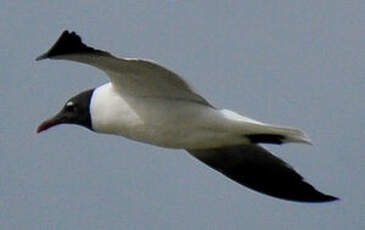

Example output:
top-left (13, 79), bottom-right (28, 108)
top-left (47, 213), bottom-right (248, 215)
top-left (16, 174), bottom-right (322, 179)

top-left (36, 30), bottom-right (211, 106)
top-left (187, 144), bottom-right (338, 202)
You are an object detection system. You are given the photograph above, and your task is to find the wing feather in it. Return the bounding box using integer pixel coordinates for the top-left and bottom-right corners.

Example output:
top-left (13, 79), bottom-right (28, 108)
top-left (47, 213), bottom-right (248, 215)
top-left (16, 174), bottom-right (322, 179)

top-left (187, 145), bottom-right (338, 202)
top-left (36, 30), bottom-right (211, 106)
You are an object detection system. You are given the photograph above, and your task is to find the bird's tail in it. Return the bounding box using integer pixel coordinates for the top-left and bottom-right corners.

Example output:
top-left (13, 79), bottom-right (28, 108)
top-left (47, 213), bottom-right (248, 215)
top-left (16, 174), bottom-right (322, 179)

top-left (219, 109), bottom-right (312, 145)
top-left (244, 123), bottom-right (312, 145)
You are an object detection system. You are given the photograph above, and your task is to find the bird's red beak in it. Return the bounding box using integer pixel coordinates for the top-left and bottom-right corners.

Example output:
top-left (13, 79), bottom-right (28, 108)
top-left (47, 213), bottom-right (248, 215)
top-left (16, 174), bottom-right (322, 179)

top-left (36, 113), bottom-right (65, 133)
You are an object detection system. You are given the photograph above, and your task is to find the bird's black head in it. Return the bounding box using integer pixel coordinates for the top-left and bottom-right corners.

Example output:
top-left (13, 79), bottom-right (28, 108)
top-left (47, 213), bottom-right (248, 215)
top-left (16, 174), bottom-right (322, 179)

top-left (37, 89), bottom-right (95, 133)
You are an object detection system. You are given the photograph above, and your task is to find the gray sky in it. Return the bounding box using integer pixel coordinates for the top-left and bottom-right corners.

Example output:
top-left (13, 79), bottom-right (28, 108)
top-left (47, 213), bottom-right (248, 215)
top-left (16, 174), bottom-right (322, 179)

top-left (1, 0), bottom-right (364, 229)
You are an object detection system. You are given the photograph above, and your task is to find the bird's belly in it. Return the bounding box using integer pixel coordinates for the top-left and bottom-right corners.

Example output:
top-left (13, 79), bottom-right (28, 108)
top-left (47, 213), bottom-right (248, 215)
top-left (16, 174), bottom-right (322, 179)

top-left (116, 123), bottom-right (248, 149)
top-left (93, 107), bottom-right (247, 149)
top-left (91, 89), bottom-right (248, 149)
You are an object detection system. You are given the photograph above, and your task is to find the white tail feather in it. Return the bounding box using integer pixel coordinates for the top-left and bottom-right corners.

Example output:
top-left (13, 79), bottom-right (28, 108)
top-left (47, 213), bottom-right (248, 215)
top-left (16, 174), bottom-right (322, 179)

top-left (220, 109), bottom-right (312, 145)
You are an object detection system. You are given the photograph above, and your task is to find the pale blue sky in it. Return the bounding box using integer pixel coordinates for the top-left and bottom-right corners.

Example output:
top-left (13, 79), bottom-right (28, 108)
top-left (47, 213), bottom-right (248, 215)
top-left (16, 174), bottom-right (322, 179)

top-left (1, 1), bottom-right (364, 229)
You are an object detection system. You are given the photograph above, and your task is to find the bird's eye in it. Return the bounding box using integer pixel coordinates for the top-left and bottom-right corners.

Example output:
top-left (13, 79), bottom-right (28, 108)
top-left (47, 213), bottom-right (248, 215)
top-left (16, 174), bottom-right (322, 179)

top-left (65, 102), bottom-right (76, 112)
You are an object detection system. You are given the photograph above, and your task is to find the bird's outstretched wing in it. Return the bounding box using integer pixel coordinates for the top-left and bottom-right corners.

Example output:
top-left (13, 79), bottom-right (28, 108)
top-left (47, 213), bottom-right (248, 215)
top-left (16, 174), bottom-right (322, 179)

top-left (187, 145), bottom-right (338, 202)
top-left (36, 30), bottom-right (211, 106)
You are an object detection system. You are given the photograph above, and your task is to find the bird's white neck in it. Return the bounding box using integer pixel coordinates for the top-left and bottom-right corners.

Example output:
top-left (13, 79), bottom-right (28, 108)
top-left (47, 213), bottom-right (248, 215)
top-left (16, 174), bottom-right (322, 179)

top-left (90, 83), bottom-right (143, 137)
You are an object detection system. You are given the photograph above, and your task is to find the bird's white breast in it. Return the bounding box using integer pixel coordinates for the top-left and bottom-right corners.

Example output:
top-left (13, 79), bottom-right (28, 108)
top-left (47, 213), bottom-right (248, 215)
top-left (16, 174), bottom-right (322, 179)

top-left (89, 83), bottom-right (248, 149)
top-left (90, 83), bottom-right (144, 137)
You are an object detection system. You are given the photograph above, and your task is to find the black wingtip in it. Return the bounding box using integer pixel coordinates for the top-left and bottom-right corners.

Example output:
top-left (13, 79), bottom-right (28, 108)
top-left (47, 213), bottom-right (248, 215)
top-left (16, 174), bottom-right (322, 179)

top-left (317, 194), bottom-right (340, 202)
top-left (262, 178), bottom-right (340, 203)
top-left (301, 192), bottom-right (339, 203)
top-left (36, 30), bottom-right (108, 61)
top-left (254, 181), bottom-right (339, 203)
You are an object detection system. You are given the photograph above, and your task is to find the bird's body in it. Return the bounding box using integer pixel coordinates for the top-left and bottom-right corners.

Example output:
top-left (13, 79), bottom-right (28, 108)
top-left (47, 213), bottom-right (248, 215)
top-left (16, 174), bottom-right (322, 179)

top-left (36, 31), bottom-right (338, 202)
top-left (90, 82), bottom-right (225, 149)
top-left (91, 83), bottom-right (306, 149)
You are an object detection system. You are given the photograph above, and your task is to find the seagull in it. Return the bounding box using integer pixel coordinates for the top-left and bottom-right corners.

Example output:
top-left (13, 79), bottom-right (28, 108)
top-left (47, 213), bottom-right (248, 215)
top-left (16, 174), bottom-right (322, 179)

top-left (36, 30), bottom-right (338, 202)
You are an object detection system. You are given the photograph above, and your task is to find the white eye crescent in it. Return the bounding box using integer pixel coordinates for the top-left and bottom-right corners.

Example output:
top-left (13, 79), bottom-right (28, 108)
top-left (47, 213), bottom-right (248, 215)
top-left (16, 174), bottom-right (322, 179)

top-left (65, 101), bottom-right (76, 112)
top-left (66, 101), bottom-right (74, 107)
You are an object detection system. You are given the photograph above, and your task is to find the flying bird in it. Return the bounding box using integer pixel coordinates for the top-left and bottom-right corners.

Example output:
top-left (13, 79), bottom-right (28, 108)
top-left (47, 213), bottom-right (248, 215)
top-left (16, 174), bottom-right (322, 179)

top-left (36, 30), bottom-right (338, 202)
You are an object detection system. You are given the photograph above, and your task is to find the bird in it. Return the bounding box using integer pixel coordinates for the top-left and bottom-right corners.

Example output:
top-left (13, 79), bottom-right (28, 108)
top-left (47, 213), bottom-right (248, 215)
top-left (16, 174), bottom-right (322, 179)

top-left (36, 30), bottom-right (338, 203)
